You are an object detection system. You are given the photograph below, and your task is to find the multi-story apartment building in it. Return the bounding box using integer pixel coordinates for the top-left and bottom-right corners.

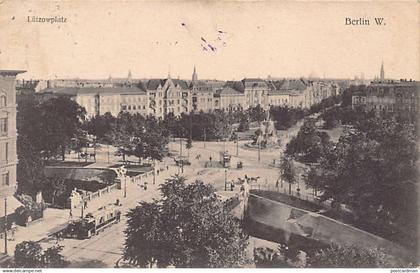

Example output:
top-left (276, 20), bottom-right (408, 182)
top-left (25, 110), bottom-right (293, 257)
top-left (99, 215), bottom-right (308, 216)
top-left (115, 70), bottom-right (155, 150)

top-left (40, 86), bottom-right (148, 118)
top-left (37, 68), bottom-right (340, 119)
top-left (242, 78), bottom-right (270, 109)
top-left (145, 77), bottom-right (191, 118)
top-left (0, 70), bottom-right (25, 233)
top-left (214, 86), bottom-right (246, 111)
top-left (363, 80), bottom-right (419, 113)
top-left (191, 81), bottom-right (214, 113)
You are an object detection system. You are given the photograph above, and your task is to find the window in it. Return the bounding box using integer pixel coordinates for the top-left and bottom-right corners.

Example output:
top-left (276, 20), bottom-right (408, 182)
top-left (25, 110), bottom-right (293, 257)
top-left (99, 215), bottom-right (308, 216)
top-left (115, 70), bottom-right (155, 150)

top-left (0, 142), bottom-right (8, 163)
top-left (0, 95), bottom-right (6, 107)
top-left (2, 172), bottom-right (9, 186)
top-left (0, 118), bottom-right (7, 136)
top-left (122, 105), bottom-right (127, 111)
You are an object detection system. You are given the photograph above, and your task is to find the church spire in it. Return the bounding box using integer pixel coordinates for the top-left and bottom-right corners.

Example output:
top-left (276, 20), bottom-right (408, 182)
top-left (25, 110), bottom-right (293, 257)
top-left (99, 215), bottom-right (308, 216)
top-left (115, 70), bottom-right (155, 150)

top-left (380, 61), bottom-right (385, 81)
top-left (192, 65), bottom-right (198, 82)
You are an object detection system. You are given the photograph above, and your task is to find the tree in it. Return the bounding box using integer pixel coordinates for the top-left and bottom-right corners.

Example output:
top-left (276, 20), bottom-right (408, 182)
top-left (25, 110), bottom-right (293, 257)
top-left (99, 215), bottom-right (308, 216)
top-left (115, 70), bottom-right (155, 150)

top-left (237, 116), bottom-right (250, 132)
top-left (247, 105), bottom-right (266, 123)
top-left (42, 245), bottom-right (69, 268)
top-left (132, 117), bottom-right (169, 163)
top-left (43, 176), bottom-right (67, 206)
top-left (304, 167), bottom-right (322, 197)
top-left (320, 106), bottom-right (342, 129)
top-left (14, 241), bottom-right (44, 267)
top-left (285, 119), bottom-right (331, 163)
top-left (123, 176), bottom-right (249, 268)
top-left (16, 135), bottom-right (47, 197)
top-left (14, 241), bottom-right (69, 268)
top-left (83, 112), bottom-right (116, 142)
top-left (16, 96), bottom-right (48, 197)
top-left (280, 156), bottom-right (296, 195)
top-left (37, 97), bottom-right (86, 160)
top-left (307, 244), bottom-right (406, 268)
top-left (270, 106), bottom-right (306, 130)
top-left (307, 115), bottom-right (418, 249)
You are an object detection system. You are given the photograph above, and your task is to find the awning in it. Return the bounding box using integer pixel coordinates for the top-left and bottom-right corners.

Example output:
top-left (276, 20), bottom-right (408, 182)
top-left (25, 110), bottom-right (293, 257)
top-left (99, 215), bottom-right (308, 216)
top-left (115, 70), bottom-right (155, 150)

top-left (0, 196), bottom-right (24, 217)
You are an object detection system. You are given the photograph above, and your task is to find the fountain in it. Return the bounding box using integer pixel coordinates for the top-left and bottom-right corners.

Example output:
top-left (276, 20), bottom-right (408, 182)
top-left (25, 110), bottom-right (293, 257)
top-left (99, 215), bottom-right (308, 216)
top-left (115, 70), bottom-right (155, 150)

top-left (245, 111), bottom-right (280, 149)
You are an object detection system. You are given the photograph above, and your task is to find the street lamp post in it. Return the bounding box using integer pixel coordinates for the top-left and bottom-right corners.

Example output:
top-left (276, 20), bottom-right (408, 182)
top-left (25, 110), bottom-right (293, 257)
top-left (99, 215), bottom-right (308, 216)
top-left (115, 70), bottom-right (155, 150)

top-left (224, 169), bottom-right (227, 191)
top-left (81, 201), bottom-right (84, 218)
top-left (203, 128), bottom-right (206, 148)
top-left (153, 160), bottom-right (156, 185)
top-left (258, 142), bottom-right (261, 162)
top-left (236, 137), bottom-right (239, 156)
top-left (124, 175), bottom-right (127, 198)
top-left (107, 144), bottom-right (110, 164)
top-left (4, 197), bottom-right (7, 255)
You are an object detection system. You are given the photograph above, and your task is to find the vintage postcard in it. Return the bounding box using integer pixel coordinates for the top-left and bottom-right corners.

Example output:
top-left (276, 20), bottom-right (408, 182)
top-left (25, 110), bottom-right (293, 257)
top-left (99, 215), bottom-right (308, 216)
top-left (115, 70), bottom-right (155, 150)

top-left (0, 0), bottom-right (418, 270)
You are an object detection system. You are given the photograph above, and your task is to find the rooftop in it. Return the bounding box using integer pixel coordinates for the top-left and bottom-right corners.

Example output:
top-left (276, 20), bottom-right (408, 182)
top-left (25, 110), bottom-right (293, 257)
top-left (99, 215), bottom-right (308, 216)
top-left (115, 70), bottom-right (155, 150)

top-left (39, 85), bottom-right (147, 96)
top-left (0, 70), bottom-right (26, 76)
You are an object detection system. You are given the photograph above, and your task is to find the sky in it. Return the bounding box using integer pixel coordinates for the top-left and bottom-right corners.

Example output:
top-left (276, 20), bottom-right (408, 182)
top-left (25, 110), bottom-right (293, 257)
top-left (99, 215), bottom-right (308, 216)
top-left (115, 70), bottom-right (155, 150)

top-left (0, 0), bottom-right (419, 80)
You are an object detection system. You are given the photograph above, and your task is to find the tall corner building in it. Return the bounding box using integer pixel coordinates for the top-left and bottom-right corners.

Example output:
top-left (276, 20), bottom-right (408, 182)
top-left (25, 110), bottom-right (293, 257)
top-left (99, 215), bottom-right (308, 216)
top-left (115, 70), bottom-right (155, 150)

top-left (0, 70), bottom-right (26, 233)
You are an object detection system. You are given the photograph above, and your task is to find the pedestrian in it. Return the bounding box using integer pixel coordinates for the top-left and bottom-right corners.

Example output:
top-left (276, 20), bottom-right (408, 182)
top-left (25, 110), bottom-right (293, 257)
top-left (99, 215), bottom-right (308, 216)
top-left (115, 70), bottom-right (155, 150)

top-left (84, 201), bottom-right (88, 210)
top-left (209, 156), bottom-right (212, 162)
top-left (230, 183), bottom-right (234, 191)
top-left (69, 209), bottom-right (73, 220)
top-left (10, 223), bottom-right (16, 241)
top-left (55, 233), bottom-right (61, 244)
top-left (157, 169), bottom-right (160, 176)
top-left (166, 165), bottom-right (169, 171)
top-left (276, 180), bottom-right (279, 188)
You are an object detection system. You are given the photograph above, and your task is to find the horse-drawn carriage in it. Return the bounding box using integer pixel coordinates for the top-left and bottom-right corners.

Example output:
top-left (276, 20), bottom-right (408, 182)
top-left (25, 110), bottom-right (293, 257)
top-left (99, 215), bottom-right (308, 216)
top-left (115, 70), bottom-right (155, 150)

top-left (174, 156), bottom-right (191, 166)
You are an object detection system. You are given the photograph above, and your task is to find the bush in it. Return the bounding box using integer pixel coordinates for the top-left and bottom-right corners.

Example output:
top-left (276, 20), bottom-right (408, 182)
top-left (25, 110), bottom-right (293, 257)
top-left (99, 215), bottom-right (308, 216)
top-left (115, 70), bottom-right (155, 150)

top-left (15, 194), bottom-right (45, 225)
top-left (14, 241), bottom-right (69, 268)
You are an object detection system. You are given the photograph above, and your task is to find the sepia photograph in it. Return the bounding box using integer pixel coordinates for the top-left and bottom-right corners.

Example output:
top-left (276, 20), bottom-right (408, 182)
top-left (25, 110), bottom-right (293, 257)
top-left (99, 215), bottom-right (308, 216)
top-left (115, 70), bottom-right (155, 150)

top-left (0, 0), bottom-right (419, 270)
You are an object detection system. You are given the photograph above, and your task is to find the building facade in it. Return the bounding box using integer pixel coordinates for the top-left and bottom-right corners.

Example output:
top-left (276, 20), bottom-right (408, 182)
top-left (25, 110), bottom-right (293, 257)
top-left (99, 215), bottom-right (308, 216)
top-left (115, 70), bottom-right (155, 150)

top-left (37, 68), bottom-right (340, 119)
top-left (214, 86), bottom-right (246, 111)
top-left (364, 81), bottom-right (419, 113)
top-left (0, 70), bottom-right (25, 232)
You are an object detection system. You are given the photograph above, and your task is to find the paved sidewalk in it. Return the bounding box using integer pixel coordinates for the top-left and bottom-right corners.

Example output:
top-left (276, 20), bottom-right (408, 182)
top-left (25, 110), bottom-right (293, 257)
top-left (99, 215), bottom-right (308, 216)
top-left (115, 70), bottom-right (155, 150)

top-left (0, 208), bottom-right (70, 255)
top-left (0, 164), bottom-right (177, 257)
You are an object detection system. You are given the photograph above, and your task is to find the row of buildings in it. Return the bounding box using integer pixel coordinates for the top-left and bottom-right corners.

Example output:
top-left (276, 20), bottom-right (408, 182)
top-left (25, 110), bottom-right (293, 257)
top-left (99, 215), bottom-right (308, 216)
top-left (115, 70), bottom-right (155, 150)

top-left (31, 68), bottom-right (343, 119)
top-left (351, 64), bottom-right (419, 114)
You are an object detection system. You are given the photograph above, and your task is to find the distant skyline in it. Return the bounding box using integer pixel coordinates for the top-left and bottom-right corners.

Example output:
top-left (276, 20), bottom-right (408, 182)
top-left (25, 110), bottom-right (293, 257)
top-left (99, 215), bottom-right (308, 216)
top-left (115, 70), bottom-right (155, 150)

top-left (0, 1), bottom-right (418, 81)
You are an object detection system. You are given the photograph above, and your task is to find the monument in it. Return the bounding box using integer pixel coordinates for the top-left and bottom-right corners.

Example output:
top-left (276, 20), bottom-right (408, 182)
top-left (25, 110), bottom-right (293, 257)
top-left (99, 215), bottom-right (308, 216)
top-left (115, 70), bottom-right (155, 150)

top-left (246, 111), bottom-right (280, 149)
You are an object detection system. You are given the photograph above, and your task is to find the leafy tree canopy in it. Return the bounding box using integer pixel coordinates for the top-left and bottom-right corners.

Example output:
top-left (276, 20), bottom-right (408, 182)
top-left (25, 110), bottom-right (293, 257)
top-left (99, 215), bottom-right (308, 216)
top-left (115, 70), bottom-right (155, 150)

top-left (123, 176), bottom-right (249, 268)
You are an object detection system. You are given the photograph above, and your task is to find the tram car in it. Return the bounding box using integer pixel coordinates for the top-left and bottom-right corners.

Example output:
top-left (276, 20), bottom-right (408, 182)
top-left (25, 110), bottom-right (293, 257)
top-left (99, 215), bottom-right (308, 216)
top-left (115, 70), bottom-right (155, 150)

top-left (219, 151), bottom-right (231, 168)
top-left (65, 204), bottom-right (121, 239)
